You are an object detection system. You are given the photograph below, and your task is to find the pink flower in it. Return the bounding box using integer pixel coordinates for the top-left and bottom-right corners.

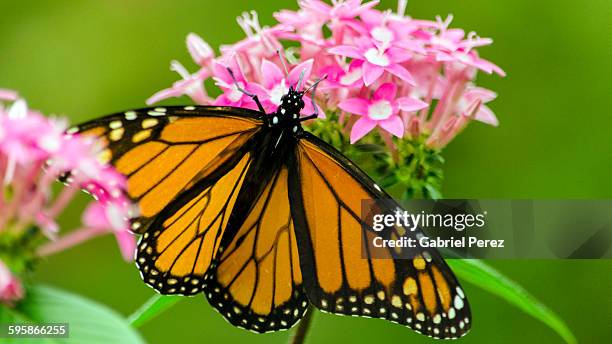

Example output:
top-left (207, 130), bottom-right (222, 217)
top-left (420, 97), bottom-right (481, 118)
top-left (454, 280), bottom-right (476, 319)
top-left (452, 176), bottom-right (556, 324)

top-left (0, 260), bottom-right (24, 307)
top-left (319, 60), bottom-right (364, 90)
top-left (436, 49), bottom-right (505, 77)
top-left (300, 0), bottom-right (380, 42)
top-left (187, 33), bottom-right (214, 66)
top-left (147, 1), bottom-right (505, 150)
top-left (329, 39), bottom-right (415, 86)
top-left (1, 92), bottom-right (135, 263)
top-left (0, 88), bottom-right (19, 102)
top-left (357, 7), bottom-right (427, 54)
top-left (460, 86), bottom-right (499, 126)
top-left (258, 59), bottom-right (320, 115)
top-left (339, 83), bottom-right (428, 142)
top-left (222, 11), bottom-right (288, 57)
top-left (146, 34), bottom-right (215, 105)
top-left (428, 16), bottom-right (505, 77)
top-left (209, 56), bottom-right (266, 110)
top-left (146, 60), bottom-right (210, 105)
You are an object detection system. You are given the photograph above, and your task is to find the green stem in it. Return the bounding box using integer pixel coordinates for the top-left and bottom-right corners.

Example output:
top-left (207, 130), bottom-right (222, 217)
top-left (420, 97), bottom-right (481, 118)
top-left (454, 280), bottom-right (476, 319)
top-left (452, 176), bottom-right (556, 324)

top-left (289, 305), bottom-right (315, 344)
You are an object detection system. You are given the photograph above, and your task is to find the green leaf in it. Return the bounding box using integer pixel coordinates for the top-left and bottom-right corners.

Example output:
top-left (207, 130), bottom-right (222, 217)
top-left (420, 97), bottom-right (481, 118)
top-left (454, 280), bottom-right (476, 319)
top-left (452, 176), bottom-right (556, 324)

top-left (0, 284), bottom-right (144, 344)
top-left (127, 294), bottom-right (182, 328)
top-left (448, 259), bottom-right (576, 344)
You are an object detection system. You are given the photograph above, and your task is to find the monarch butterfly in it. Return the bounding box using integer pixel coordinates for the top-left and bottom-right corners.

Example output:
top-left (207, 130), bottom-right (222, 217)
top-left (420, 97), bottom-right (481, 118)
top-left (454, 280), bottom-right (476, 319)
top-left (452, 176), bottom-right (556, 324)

top-left (70, 72), bottom-right (470, 339)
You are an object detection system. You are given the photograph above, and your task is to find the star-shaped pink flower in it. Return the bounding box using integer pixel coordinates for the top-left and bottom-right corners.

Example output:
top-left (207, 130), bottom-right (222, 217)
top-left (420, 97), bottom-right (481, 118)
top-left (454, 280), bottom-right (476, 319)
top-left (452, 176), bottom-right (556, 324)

top-left (211, 56), bottom-right (267, 110)
top-left (329, 39), bottom-right (416, 86)
top-left (259, 59), bottom-right (315, 113)
top-left (338, 83), bottom-right (428, 143)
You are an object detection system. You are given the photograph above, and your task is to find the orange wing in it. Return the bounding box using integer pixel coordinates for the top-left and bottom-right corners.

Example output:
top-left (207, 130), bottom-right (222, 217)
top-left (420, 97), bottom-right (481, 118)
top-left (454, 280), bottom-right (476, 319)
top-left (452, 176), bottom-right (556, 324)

top-left (71, 106), bottom-right (262, 234)
top-left (203, 166), bottom-right (308, 333)
top-left (73, 106), bottom-right (265, 294)
top-left (136, 153), bottom-right (252, 295)
top-left (289, 133), bottom-right (471, 339)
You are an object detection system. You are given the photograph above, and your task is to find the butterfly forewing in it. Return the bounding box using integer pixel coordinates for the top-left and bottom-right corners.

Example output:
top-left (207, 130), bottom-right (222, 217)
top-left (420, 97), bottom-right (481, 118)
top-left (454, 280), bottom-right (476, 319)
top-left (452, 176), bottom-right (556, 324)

top-left (72, 106), bottom-right (262, 234)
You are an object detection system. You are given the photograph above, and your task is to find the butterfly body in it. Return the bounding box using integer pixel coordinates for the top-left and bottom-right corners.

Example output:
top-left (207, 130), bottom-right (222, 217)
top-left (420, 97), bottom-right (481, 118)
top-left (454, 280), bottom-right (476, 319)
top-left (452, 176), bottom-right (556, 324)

top-left (72, 86), bottom-right (471, 339)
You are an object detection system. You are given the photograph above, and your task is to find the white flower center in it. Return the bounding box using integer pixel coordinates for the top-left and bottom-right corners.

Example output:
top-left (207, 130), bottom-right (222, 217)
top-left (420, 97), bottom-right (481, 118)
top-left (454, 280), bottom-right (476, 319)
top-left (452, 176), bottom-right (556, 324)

top-left (371, 26), bottom-right (394, 46)
top-left (8, 99), bottom-right (27, 119)
top-left (106, 203), bottom-right (126, 231)
top-left (40, 135), bottom-right (61, 152)
top-left (269, 80), bottom-right (288, 105)
top-left (365, 48), bottom-right (390, 67)
top-left (340, 69), bottom-right (362, 85)
top-left (368, 100), bottom-right (393, 120)
top-left (229, 83), bottom-right (245, 102)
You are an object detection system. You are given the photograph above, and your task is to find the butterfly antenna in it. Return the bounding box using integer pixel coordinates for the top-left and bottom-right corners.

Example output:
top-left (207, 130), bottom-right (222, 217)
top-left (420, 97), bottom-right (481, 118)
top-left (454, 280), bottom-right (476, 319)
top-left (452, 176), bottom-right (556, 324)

top-left (296, 69), bottom-right (306, 91)
top-left (227, 67), bottom-right (255, 97)
top-left (277, 49), bottom-right (289, 76)
top-left (304, 74), bottom-right (327, 93)
top-left (300, 74), bottom-right (327, 122)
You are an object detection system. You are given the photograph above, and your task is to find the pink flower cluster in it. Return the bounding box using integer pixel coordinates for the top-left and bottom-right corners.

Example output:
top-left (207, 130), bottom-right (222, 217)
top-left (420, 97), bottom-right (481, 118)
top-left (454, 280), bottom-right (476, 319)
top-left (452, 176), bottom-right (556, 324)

top-left (148, 0), bottom-right (504, 148)
top-left (0, 90), bottom-right (135, 282)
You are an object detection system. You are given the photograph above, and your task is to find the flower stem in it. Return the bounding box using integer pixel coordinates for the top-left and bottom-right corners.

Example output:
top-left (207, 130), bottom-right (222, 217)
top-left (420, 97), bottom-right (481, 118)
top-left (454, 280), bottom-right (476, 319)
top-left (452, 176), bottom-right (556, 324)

top-left (289, 305), bottom-right (315, 344)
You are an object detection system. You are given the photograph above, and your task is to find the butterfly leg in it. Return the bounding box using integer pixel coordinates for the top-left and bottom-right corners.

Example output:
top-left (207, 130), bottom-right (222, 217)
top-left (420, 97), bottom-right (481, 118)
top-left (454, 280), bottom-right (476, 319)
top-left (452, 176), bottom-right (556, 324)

top-left (226, 68), bottom-right (266, 114)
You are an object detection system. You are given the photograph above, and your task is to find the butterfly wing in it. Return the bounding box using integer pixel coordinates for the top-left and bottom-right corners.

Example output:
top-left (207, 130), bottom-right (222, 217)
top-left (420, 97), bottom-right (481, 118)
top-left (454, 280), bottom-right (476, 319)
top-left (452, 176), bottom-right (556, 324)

top-left (288, 132), bottom-right (471, 339)
top-left (74, 106), bottom-right (264, 295)
top-left (202, 140), bottom-right (308, 333)
top-left (71, 106), bottom-right (262, 234)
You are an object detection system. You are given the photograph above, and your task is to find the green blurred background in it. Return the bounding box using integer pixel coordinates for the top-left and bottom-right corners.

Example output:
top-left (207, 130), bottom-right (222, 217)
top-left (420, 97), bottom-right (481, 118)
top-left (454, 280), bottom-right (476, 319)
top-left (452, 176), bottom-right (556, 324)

top-left (1, 0), bottom-right (611, 343)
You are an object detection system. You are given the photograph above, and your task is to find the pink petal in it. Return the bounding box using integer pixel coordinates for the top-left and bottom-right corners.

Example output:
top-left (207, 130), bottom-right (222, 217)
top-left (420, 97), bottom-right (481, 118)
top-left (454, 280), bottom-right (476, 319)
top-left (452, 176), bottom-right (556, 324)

top-left (446, 28), bottom-right (466, 41)
top-left (362, 62), bottom-right (384, 86)
top-left (338, 98), bottom-right (369, 116)
top-left (261, 59), bottom-right (285, 89)
top-left (302, 97), bottom-right (326, 118)
top-left (350, 117), bottom-right (378, 143)
top-left (353, 0), bottom-right (380, 15)
top-left (302, 96), bottom-right (315, 115)
top-left (478, 58), bottom-right (506, 77)
top-left (245, 82), bottom-right (270, 98)
top-left (466, 87), bottom-right (497, 103)
top-left (212, 61), bottom-right (233, 84)
top-left (386, 47), bottom-right (411, 63)
top-left (396, 97), bottom-right (429, 112)
top-left (379, 115), bottom-right (405, 138)
top-left (287, 59), bottom-right (314, 89)
top-left (146, 87), bottom-right (182, 105)
top-left (83, 202), bottom-right (109, 229)
top-left (212, 55), bottom-right (246, 84)
top-left (385, 64), bottom-right (416, 86)
top-left (328, 45), bottom-right (364, 59)
top-left (475, 105), bottom-right (499, 126)
top-left (114, 230), bottom-right (136, 262)
top-left (373, 83), bottom-right (397, 101)
top-left (0, 89), bottom-right (18, 101)
top-left (212, 93), bottom-right (236, 107)
top-left (187, 33), bottom-right (214, 66)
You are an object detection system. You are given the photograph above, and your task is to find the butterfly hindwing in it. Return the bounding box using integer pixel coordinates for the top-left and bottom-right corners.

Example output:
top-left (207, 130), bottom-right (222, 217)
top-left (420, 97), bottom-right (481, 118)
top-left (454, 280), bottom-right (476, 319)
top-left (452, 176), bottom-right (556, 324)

top-left (288, 133), bottom-right (471, 339)
top-left (136, 152), bottom-right (252, 295)
top-left (203, 157), bottom-right (309, 333)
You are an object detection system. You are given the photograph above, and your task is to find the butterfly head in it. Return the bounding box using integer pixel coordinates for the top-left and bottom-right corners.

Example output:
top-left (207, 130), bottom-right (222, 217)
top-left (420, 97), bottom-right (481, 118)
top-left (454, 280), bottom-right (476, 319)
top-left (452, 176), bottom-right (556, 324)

top-left (276, 86), bottom-right (305, 122)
